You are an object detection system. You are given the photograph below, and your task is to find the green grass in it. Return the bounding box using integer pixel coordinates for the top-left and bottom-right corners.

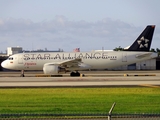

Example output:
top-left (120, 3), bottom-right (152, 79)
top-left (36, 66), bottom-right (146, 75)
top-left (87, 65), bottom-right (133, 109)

top-left (0, 87), bottom-right (160, 114)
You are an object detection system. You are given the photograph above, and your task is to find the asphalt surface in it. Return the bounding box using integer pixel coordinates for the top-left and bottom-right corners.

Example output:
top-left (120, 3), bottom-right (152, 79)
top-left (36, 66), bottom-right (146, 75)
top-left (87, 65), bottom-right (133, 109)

top-left (0, 70), bottom-right (160, 88)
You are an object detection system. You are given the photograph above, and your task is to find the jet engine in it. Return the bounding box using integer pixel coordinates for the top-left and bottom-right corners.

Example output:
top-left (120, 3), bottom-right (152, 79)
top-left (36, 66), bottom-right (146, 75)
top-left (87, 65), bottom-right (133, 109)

top-left (43, 64), bottom-right (59, 75)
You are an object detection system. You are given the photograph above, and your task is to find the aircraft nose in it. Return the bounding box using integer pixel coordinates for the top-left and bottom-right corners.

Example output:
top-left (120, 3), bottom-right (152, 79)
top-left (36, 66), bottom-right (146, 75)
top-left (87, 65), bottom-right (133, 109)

top-left (1, 60), bottom-right (8, 69)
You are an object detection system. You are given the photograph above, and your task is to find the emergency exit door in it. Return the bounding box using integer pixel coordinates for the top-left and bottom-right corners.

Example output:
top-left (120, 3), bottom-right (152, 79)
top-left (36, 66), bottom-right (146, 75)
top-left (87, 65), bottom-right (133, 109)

top-left (18, 55), bottom-right (23, 64)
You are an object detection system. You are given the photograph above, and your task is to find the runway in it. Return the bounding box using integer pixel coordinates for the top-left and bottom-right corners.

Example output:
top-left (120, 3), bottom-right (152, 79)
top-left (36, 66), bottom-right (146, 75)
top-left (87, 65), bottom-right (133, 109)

top-left (0, 71), bottom-right (160, 88)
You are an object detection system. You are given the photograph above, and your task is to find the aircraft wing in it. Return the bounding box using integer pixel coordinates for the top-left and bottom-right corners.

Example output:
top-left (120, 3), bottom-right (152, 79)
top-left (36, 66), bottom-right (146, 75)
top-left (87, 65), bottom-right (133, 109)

top-left (59, 58), bottom-right (82, 68)
top-left (45, 58), bottom-right (82, 68)
top-left (135, 53), bottom-right (152, 59)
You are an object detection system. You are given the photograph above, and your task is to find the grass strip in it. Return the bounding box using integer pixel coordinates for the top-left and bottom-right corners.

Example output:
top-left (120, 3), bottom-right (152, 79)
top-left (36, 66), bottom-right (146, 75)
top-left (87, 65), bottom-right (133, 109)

top-left (0, 87), bottom-right (160, 114)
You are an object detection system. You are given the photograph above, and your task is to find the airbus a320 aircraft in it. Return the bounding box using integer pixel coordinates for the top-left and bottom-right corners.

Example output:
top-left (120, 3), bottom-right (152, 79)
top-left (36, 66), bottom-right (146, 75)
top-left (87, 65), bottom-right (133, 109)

top-left (1, 25), bottom-right (157, 77)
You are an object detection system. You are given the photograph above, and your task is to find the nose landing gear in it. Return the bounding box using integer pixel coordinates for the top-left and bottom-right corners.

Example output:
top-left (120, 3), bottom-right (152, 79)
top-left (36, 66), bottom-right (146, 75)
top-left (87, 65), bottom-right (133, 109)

top-left (20, 70), bottom-right (25, 77)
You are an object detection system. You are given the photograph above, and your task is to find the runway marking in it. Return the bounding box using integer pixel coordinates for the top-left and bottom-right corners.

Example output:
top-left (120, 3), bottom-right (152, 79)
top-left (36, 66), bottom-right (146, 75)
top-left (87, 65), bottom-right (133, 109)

top-left (139, 84), bottom-right (160, 88)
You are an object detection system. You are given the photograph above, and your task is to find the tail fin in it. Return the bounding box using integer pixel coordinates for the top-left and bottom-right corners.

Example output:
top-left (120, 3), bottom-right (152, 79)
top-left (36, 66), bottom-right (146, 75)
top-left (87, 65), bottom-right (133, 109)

top-left (125, 25), bottom-right (155, 51)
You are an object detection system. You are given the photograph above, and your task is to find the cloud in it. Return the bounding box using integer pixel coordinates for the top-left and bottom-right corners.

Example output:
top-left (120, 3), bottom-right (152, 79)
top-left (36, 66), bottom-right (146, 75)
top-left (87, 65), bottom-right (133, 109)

top-left (0, 16), bottom-right (158, 52)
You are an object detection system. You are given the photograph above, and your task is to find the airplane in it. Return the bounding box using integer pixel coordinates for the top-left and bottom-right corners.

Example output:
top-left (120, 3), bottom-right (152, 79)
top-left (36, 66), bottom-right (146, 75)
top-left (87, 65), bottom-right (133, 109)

top-left (1, 25), bottom-right (157, 77)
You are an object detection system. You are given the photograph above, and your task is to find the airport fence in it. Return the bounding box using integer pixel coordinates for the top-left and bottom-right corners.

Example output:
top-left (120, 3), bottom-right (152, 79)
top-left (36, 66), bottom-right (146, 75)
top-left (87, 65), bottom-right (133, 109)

top-left (0, 103), bottom-right (160, 119)
top-left (0, 113), bottom-right (160, 120)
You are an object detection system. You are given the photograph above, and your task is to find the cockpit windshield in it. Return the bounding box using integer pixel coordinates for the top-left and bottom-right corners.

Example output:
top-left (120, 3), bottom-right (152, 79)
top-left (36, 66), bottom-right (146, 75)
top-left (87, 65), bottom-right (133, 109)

top-left (8, 57), bottom-right (13, 60)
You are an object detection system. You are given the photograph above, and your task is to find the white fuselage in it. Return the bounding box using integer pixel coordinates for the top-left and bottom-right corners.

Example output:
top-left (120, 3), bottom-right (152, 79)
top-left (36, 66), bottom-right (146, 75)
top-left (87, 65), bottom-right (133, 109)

top-left (1, 51), bottom-right (157, 71)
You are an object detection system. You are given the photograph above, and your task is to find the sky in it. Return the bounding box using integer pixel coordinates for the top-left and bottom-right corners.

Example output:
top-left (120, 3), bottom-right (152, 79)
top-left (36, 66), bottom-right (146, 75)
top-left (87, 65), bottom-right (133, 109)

top-left (0, 0), bottom-right (160, 52)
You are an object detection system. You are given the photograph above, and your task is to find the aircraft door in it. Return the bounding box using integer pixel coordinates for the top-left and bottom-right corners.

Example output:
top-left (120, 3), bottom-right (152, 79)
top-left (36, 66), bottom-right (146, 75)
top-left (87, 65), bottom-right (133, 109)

top-left (18, 55), bottom-right (23, 64)
top-left (122, 53), bottom-right (127, 62)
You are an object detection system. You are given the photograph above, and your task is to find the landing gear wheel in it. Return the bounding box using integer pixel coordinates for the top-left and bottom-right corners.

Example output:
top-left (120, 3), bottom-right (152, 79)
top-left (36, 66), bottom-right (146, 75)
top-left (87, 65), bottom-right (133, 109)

top-left (70, 71), bottom-right (76, 76)
top-left (70, 71), bottom-right (80, 77)
top-left (20, 74), bottom-right (25, 77)
top-left (75, 71), bottom-right (80, 76)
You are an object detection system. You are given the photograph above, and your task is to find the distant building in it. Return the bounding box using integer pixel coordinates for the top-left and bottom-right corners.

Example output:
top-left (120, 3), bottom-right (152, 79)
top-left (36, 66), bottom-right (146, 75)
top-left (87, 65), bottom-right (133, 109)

top-left (7, 47), bottom-right (23, 56)
top-left (110, 59), bottom-right (156, 70)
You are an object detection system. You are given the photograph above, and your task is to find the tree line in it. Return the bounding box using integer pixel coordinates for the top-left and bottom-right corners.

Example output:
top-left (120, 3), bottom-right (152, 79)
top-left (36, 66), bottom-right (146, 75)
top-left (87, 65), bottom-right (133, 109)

top-left (113, 46), bottom-right (160, 56)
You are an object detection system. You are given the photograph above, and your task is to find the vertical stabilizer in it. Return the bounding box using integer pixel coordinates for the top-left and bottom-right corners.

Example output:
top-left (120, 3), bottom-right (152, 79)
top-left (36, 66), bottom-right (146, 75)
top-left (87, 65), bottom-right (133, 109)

top-left (126, 25), bottom-right (155, 51)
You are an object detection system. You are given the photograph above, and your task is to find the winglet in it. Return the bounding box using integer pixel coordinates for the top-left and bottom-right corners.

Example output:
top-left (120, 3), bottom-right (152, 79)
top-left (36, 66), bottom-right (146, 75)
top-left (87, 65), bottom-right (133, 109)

top-left (125, 25), bottom-right (155, 52)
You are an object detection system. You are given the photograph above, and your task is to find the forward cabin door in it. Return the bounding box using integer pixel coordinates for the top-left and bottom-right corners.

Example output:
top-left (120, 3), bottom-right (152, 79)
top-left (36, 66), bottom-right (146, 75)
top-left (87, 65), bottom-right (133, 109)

top-left (18, 55), bottom-right (23, 64)
top-left (122, 53), bottom-right (127, 62)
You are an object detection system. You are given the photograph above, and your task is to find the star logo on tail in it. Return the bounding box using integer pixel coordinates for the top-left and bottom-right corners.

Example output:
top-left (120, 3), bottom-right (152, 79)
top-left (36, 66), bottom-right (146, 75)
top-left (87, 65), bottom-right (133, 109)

top-left (137, 36), bottom-right (149, 48)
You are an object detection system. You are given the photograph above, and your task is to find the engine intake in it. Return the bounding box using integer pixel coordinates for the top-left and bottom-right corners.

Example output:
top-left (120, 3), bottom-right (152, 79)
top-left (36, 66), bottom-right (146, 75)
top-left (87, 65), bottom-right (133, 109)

top-left (43, 64), bottom-right (59, 75)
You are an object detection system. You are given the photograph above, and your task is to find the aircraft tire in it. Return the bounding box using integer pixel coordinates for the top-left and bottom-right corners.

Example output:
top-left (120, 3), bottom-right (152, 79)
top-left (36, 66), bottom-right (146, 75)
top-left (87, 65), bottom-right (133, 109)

top-left (20, 74), bottom-right (25, 77)
top-left (70, 71), bottom-right (80, 77)
top-left (70, 72), bottom-right (75, 76)
top-left (75, 71), bottom-right (80, 76)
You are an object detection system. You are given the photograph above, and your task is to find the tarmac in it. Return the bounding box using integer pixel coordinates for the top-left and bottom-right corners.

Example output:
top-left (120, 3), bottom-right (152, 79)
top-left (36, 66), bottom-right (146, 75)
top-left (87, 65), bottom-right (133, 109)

top-left (0, 70), bottom-right (160, 88)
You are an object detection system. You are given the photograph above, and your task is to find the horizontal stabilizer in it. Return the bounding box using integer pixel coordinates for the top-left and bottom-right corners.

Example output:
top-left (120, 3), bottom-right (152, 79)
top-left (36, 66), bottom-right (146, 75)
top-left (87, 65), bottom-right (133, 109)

top-left (135, 53), bottom-right (152, 59)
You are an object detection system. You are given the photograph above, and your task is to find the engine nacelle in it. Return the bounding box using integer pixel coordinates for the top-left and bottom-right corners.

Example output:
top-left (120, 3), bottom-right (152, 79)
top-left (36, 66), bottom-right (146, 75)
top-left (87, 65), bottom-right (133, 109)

top-left (43, 64), bottom-right (59, 75)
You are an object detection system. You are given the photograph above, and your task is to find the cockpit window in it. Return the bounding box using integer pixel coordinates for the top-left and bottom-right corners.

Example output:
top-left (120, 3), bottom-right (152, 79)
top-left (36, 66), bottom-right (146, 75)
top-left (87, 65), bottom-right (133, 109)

top-left (8, 57), bottom-right (13, 60)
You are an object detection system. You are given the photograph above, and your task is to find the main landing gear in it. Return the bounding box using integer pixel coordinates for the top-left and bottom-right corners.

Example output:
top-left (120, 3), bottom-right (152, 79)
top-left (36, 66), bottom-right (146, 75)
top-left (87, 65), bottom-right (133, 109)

top-left (70, 71), bottom-right (85, 77)
top-left (70, 71), bottom-right (80, 77)
top-left (20, 70), bottom-right (25, 77)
